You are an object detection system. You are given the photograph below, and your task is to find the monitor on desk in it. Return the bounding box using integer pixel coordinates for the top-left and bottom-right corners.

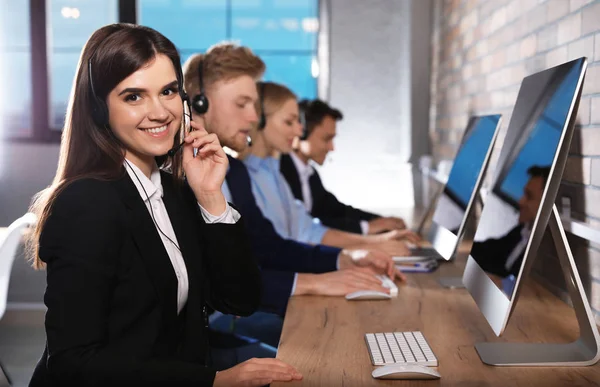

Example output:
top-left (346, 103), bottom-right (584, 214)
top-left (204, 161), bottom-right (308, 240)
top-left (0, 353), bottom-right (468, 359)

top-left (463, 57), bottom-right (588, 337)
top-left (424, 115), bottom-right (502, 261)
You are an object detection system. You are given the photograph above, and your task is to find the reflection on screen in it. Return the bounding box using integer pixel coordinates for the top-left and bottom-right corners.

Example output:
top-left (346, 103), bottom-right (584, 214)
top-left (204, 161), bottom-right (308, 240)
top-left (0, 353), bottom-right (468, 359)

top-left (432, 115), bottom-right (500, 234)
top-left (470, 58), bottom-right (584, 299)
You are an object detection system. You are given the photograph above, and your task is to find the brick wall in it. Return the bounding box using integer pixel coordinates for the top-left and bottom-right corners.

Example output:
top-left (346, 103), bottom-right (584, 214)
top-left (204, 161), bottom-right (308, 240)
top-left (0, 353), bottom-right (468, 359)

top-left (430, 0), bottom-right (600, 320)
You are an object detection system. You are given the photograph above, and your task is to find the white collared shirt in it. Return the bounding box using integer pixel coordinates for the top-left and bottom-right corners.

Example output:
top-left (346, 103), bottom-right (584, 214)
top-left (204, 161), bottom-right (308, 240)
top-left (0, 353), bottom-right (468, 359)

top-left (289, 152), bottom-right (369, 235)
top-left (124, 160), bottom-right (240, 314)
top-left (289, 152), bottom-right (315, 213)
top-left (504, 225), bottom-right (531, 272)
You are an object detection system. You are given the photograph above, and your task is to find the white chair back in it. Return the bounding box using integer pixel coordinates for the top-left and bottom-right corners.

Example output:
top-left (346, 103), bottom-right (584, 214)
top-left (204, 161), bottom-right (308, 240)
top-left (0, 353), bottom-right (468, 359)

top-left (0, 213), bottom-right (37, 320)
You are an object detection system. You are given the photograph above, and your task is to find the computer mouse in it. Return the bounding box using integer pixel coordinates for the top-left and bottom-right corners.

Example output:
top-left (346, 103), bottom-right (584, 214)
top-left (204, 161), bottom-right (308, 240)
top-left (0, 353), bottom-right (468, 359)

top-left (372, 364), bottom-right (441, 380)
top-left (345, 290), bottom-right (391, 300)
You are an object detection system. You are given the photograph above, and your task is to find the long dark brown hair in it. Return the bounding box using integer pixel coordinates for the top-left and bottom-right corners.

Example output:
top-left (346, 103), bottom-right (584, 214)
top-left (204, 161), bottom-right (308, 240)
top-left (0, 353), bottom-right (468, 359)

top-left (28, 23), bottom-right (186, 269)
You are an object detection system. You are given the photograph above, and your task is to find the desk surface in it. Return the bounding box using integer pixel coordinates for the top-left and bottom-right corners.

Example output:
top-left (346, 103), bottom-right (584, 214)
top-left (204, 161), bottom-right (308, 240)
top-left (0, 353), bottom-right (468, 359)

top-left (274, 252), bottom-right (600, 386)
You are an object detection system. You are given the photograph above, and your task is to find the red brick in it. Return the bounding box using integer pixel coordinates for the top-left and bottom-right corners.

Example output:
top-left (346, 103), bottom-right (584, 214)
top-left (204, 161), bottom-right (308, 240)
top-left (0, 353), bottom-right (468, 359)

top-left (591, 96), bottom-right (600, 124)
top-left (520, 34), bottom-right (538, 59)
top-left (577, 97), bottom-right (591, 125)
top-left (505, 0), bottom-right (520, 23)
top-left (564, 156), bottom-right (591, 184)
top-left (547, 46), bottom-right (569, 67)
top-left (505, 42), bottom-right (520, 64)
top-left (489, 6), bottom-right (508, 33)
top-left (547, 0), bottom-right (570, 22)
top-left (463, 29), bottom-right (475, 48)
top-left (583, 65), bottom-right (600, 95)
top-left (596, 33), bottom-right (600, 62)
top-left (592, 158), bottom-right (600, 187)
top-left (481, 55), bottom-right (493, 74)
top-left (568, 35), bottom-right (595, 62)
top-left (520, 6), bottom-right (548, 36)
top-left (571, 0), bottom-right (594, 12)
top-left (584, 186), bottom-right (600, 219)
top-left (582, 1), bottom-right (600, 35)
top-left (557, 12), bottom-right (582, 45)
top-left (492, 49), bottom-right (508, 70)
top-left (578, 127), bottom-right (600, 156)
top-left (537, 26), bottom-right (559, 52)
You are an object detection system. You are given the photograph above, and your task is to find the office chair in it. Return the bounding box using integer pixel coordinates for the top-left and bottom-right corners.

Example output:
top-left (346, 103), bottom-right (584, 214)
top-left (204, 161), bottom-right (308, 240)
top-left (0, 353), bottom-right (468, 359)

top-left (0, 212), bottom-right (37, 386)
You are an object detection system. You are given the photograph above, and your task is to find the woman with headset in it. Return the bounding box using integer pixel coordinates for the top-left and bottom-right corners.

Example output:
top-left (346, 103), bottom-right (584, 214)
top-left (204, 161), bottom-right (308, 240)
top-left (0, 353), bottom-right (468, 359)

top-left (27, 24), bottom-right (301, 387)
top-left (243, 82), bottom-right (418, 255)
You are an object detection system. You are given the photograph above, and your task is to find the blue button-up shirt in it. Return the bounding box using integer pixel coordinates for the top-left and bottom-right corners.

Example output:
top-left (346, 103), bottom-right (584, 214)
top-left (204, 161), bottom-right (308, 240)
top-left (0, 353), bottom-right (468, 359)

top-left (243, 154), bottom-right (329, 244)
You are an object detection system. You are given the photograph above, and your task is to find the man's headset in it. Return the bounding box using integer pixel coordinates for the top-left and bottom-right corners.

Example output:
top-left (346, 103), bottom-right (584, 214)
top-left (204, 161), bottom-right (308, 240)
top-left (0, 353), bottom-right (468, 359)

top-left (190, 58), bottom-right (209, 115)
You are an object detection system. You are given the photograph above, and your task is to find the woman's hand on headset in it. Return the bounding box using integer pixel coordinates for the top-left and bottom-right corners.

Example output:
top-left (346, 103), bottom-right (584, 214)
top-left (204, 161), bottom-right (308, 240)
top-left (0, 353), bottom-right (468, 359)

top-left (183, 121), bottom-right (229, 215)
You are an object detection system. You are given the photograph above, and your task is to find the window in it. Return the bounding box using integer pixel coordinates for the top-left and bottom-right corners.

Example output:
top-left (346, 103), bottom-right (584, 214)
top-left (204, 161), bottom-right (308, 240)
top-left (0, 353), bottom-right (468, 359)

top-left (1, 0), bottom-right (320, 142)
top-left (48, 0), bottom-right (118, 129)
top-left (1, 1), bottom-right (32, 138)
top-left (140, 0), bottom-right (319, 99)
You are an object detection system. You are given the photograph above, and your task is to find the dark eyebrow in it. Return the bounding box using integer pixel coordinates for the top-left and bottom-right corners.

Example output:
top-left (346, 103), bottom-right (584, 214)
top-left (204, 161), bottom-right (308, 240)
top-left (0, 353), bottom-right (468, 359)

top-left (118, 80), bottom-right (179, 96)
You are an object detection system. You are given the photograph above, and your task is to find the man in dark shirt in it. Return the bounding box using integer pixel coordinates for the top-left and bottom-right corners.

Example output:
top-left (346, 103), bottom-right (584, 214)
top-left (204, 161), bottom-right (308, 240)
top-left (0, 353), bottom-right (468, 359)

top-left (471, 166), bottom-right (550, 278)
top-left (280, 99), bottom-right (407, 235)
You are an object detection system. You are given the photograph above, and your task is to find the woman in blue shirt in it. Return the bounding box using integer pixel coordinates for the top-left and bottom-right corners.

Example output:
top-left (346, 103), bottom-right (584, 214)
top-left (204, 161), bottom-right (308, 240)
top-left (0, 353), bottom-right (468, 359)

top-left (243, 82), bottom-right (418, 254)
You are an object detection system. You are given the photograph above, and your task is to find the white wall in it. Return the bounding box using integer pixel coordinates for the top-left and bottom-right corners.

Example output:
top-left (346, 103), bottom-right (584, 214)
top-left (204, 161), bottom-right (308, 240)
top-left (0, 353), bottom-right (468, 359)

top-left (0, 143), bottom-right (59, 226)
top-left (0, 143), bottom-right (59, 304)
top-left (318, 0), bottom-right (432, 215)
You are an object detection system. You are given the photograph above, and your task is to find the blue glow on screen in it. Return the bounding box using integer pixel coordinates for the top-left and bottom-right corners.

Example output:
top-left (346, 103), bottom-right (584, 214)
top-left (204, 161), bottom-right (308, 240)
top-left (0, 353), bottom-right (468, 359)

top-left (498, 64), bottom-right (581, 203)
top-left (445, 116), bottom-right (500, 207)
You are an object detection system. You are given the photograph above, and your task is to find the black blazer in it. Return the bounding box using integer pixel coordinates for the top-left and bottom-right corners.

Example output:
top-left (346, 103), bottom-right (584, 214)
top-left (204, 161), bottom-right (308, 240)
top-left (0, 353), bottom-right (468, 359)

top-left (30, 171), bottom-right (261, 387)
top-left (280, 154), bottom-right (379, 234)
top-left (226, 156), bottom-right (340, 316)
top-left (470, 225), bottom-right (524, 278)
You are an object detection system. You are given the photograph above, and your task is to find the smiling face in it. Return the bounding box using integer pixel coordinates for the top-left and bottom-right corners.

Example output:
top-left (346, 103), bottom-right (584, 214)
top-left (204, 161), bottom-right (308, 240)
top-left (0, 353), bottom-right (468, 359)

top-left (106, 54), bottom-right (182, 170)
top-left (302, 115), bottom-right (337, 165)
top-left (262, 98), bottom-right (304, 154)
top-left (201, 75), bottom-right (259, 152)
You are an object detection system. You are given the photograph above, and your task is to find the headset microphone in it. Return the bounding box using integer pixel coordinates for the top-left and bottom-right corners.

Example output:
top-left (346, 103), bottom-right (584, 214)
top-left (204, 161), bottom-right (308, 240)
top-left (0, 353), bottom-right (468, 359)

top-left (167, 142), bottom-right (184, 157)
top-left (246, 135), bottom-right (253, 147)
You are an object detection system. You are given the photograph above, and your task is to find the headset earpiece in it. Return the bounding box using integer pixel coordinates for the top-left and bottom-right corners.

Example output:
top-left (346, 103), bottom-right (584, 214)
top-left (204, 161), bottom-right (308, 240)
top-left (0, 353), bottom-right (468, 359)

top-left (191, 59), bottom-right (210, 115)
top-left (192, 93), bottom-right (209, 115)
top-left (257, 82), bottom-right (266, 130)
top-left (299, 110), bottom-right (308, 140)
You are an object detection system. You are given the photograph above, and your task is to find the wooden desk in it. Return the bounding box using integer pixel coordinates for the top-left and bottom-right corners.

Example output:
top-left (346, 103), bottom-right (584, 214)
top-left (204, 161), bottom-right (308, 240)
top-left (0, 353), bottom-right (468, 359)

top-left (274, 253), bottom-right (600, 386)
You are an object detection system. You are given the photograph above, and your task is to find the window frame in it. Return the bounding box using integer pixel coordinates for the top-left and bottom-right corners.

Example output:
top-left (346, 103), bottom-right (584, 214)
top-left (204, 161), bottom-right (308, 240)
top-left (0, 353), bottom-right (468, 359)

top-left (4, 0), bottom-right (322, 144)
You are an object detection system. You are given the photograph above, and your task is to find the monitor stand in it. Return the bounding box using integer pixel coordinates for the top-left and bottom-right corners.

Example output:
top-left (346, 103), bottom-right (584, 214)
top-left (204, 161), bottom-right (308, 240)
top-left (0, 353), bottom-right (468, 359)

top-left (475, 205), bottom-right (600, 366)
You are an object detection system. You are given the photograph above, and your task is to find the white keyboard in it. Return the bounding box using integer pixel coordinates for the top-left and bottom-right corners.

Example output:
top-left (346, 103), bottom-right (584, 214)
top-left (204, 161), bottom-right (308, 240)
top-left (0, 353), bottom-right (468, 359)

top-left (365, 331), bottom-right (438, 366)
top-left (376, 275), bottom-right (398, 297)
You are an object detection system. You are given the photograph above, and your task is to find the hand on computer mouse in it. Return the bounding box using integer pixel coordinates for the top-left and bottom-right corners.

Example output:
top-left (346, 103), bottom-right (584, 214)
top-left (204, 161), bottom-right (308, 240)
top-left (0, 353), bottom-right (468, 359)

top-left (338, 249), bottom-right (406, 281)
top-left (213, 358), bottom-right (302, 387)
top-left (296, 269), bottom-right (390, 297)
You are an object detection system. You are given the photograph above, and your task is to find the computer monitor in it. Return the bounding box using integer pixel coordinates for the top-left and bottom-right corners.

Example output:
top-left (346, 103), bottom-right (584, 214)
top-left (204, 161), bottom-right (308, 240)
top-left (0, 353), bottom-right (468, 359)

top-left (425, 115), bottom-right (502, 261)
top-left (463, 58), bottom-right (588, 338)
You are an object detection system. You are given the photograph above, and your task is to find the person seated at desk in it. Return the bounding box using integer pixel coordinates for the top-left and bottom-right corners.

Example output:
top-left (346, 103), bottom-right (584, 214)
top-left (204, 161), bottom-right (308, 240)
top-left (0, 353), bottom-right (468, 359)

top-left (181, 46), bottom-right (404, 363)
top-left (26, 24), bottom-right (300, 387)
top-left (470, 166), bottom-right (550, 278)
top-left (279, 99), bottom-right (407, 235)
top-left (243, 82), bottom-right (418, 254)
